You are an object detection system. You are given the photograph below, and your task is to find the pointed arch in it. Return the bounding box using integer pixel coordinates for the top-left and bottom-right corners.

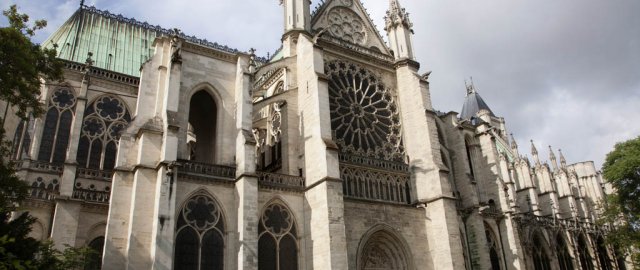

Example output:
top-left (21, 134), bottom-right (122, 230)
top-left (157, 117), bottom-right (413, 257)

top-left (596, 235), bottom-right (613, 270)
top-left (258, 198), bottom-right (299, 270)
top-left (186, 87), bottom-right (218, 164)
top-left (556, 233), bottom-right (574, 270)
top-left (578, 234), bottom-right (595, 270)
top-left (356, 224), bottom-right (414, 270)
top-left (174, 189), bottom-right (225, 270)
top-left (484, 223), bottom-right (503, 270)
top-left (76, 95), bottom-right (131, 170)
top-left (38, 87), bottom-right (76, 163)
top-left (531, 230), bottom-right (552, 270)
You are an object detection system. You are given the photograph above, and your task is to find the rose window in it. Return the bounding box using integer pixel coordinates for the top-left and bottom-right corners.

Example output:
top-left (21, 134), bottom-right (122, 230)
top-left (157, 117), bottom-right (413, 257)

top-left (51, 88), bottom-right (76, 109)
top-left (327, 7), bottom-right (367, 45)
top-left (325, 60), bottom-right (405, 161)
top-left (183, 195), bottom-right (221, 232)
top-left (95, 96), bottom-right (126, 121)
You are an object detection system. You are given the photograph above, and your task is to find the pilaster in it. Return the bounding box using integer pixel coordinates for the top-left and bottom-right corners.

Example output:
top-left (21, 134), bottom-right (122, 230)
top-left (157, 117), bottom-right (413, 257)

top-left (296, 35), bottom-right (348, 269)
top-left (394, 60), bottom-right (463, 269)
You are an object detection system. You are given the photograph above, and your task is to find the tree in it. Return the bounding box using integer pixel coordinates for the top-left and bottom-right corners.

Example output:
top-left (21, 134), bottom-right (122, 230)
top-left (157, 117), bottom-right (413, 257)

top-left (600, 136), bottom-right (640, 267)
top-left (0, 5), bottom-right (92, 270)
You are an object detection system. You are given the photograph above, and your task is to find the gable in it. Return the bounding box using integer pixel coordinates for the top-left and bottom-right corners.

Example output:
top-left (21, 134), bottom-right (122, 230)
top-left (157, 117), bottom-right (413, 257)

top-left (311, 0), bottom-right (391, 55)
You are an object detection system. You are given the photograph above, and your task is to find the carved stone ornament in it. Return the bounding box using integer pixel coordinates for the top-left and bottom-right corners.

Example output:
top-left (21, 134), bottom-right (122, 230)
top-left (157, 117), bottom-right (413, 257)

top-left (325, 60), bottom-right (405, 162)
top-left (327, 7), bottom-right (367, 45)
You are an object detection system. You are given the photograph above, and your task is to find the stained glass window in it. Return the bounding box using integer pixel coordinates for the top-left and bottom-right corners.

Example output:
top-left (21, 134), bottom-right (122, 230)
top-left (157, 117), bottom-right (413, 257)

top-left (578, 235), bottom-right (595, 270)
top-left (556, 234), bottom-right (574, 270)
top-left (485, 228), bottom-right (502, 270)
top-left (174, 192), bottom-right (224, 270)
top-left (596, 236), bottom-right (613, 270)
top-left (77, 95), bottom-right (130, 170)
top-left (38, 88), bottom-right (76, 163)
top-left (258, 202), bottom-right (298, 270)
top-left (11, 119), bottom-right (31, 160)
top-left (325, 60), bottom-right (405, 162)
top-left (532, 233), bottom-right (551, 270)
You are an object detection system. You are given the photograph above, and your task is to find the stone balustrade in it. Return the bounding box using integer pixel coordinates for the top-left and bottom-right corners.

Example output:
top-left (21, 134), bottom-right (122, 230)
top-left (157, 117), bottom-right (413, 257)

top-left (257, 171), bottom-right (305, 191)
top-left (340, 162), bottom-right (411, 204)
top-left (72, 188), bottom-right (110, 203)
top-left (29, 160), bottom-right (64, 174)
top-left (77, 167), bottom-right (114, 181)
top-left (177, 160), bottom-right (236, 182)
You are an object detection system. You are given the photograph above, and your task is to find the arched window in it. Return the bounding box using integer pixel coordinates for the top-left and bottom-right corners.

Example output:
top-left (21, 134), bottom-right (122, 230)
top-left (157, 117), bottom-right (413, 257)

top-left (485, 227), bottom-right (502, 270)
top-left (174, 192), bottom-right (225, 270)
top-left (556, 234), bottom-right (574, 270)
top-left (465, 137), bottom-right (476, 179)
top-left (76, 95), bottom-right (130, 170)
top-left (258, 202), bottom-right (298, 270)
top-left (11, 119), bottom-right (31, 160)
top-left (357, 228), bottom-right (411, 270)
top-left (596, 236), bottom-right (613, 270)
top-left (84, 236), bottom-right (104, 270)
top-left (532, 232), bottom-right (551, 270)
top-left (188, 90), bottom-right (217, 163)
top-left (578, 235), bottom-right (595, 270)
top-left (38, 88), bottom-right (76, 163)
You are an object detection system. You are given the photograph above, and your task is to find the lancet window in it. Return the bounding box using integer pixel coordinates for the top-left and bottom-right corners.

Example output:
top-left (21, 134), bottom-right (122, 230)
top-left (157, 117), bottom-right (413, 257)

top-left (11, 119), bottom-right (31, 160)
top-left (556, 234), bottom-right (574, 270)
top-left (38, 87), bottom-right (76, 163)
top-left (532, 233), bottom-right (551, 270)
top-left (258, 202), bottom-right (298, 270)
top-left (596, 236), bottom-right (613, 270)
top-left (257, 103), bottom-right (283, 172)
top-left (578, 235), bottom-right (595, 270)
top-left (174, 192), bottom-right (225, 270)
top-left (485, 227), bottom-right (502, 270)
top-left (76, 95), bottom-right (130, 170)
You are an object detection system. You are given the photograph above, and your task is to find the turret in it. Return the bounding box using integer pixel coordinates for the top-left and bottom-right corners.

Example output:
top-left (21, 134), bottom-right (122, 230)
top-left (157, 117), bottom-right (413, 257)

top-left (282, 0), bottom-right (310, 33)
top-left (549, 145), bottom-right (558, 171)
top-left (384, 0), bottom-right (414, 60)
top-left (531, 140), bottom-right (540, 165)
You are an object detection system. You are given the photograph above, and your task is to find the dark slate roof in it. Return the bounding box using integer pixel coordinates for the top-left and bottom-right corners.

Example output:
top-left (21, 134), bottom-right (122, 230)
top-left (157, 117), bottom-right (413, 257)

top-left (460, 86), bottom-right (496, 120)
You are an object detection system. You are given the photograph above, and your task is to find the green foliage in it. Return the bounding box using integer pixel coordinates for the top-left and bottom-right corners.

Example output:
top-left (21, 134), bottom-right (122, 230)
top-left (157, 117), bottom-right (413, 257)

top-left (600, 136), bottom-right (640, 266)
top-left (0, 6), bottom-right (93, 270)
top-left (1, 5), bottom-right (63, 119)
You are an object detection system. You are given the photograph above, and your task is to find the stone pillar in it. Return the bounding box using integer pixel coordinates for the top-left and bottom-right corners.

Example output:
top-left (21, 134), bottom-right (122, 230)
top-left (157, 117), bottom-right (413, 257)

top-left (394, 59), bottom-right (464, 269)
top-left (235, 54), bottom-right (259, 270)
top-left (296, 35), bottom-right (348, 269)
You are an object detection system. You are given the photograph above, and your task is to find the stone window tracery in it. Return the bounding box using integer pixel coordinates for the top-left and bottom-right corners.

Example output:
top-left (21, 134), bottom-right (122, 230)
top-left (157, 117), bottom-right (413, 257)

top-left (358, 229), bottom-right (410, 270)
top-left (77, 95), bottom-right (130, 170)
top-left (325, 60), bottom-right (405, 162)
top-left (258, 202), bottom-right (298, 270)
top-left (532, 233), bottom-right (551, 270)
top-left (327, 7), bottom-right (367, 45)
top-left (485, 228), bottom-right (502, 270)
top-left (578, 235), bottom-right (595, 270)
top-left (556, 234), bottom-right (574, 270)
top-left (12, 119), bottom-right (31, 160)
top-left (38, 87), bottom-right (76, 164)
top-left (174, 193), bottom-right (225, 270)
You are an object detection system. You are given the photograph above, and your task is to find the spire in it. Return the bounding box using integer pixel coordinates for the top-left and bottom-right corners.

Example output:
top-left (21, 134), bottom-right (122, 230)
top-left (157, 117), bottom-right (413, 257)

top-left (460, 79), bottom-right (496, 120)
top-left (510, 133), bottom-right (518, 150)
top-left (384, 0), bottom-right (413, 32)
top-left (549, 145), bottom-right (558, 170)
top-left (559, 149), bottom-right (567, 168)
top-left (384, 0), bottom-right (414, 60)
top-left (531, 140), bottom-right (540, 164)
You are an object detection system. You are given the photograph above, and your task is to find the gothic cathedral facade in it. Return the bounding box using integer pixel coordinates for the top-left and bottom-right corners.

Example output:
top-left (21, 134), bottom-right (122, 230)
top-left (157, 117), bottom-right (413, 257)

top-left (3, 0), bottom-right (630, 269)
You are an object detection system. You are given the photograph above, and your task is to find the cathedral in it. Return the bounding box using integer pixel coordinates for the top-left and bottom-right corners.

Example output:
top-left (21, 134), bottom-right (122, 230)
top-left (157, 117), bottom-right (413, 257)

top-left (2, 0), bottom-right (632, 269)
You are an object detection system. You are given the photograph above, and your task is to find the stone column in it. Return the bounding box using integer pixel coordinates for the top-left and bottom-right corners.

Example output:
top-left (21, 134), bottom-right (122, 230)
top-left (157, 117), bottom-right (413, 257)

top-left (296, 34), bottom-right (348, 269)
top-left (235, 54), bottom-right (259, 270)
top-left (394, 59), bottom-right (464, 269)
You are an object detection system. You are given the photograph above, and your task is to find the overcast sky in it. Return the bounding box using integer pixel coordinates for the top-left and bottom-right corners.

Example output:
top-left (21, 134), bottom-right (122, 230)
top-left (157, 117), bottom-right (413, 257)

top-left (2, 0), bottom-right (639, 169)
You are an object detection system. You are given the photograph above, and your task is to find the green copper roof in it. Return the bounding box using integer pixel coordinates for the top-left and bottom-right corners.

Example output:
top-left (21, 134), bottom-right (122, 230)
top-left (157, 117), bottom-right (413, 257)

top-left (43, 5), bottom-right (252, 77)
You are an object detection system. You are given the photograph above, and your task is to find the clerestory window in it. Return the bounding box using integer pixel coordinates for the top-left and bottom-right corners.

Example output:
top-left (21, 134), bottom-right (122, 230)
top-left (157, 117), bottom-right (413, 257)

top-left (38, 88), bottom-right (76, 163)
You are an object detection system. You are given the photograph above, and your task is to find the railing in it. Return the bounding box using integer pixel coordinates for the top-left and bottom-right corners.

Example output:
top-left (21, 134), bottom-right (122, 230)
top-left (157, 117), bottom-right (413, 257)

top-left (513, 213), bottom-right (601, 233)
top-left (72, 188), bottom-right (110, 203)
top-left (177, 160), bottom-right (236, 182)
top-left (257, 171), bottom-right (305, 191)
top-left (339, 153), bottom-right (409, 172)
top-left (77, 168), bottom-right (113, 181)
top-left (29, 161), bottom-right (64, 173)
top-left (340, 162), bottom-right (411, 204)
top-left (28, 187), bottom-right (58, 201)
